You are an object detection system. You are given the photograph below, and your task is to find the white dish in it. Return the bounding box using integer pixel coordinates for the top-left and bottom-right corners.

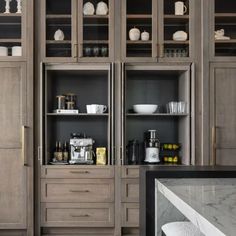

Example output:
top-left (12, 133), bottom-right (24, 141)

top-left (133, 104), bottom-right (158, 114)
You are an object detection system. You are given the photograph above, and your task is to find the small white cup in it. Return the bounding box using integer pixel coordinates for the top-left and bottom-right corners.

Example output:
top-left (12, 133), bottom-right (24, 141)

top-left (0, 46), bottom-right (8, 56)
top-left (175, 1), bottom-right (187, 15)
top-left (12, 46), bottom-right (22, 56)
top-left (86, 104), bottom-right (107, 114)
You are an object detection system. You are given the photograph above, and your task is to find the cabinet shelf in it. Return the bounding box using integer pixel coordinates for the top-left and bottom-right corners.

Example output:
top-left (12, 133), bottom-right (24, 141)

top-left (126, 40), bottom-right (152, 44)
top-left (164, 40), bottom-right (189, 45)
top-left (0, 39), bottom-right (21, 43)
top-left (0, 13), bottom-right (21, 17)
top-left (83, 40), bottom-right (108, 44)
top-left (46, 40), bottom-right (71, 44)
top-left (83, 15), bottom-right (109, 19)
top-left (215, 39), bottom-right (236, 43)
top-left (46, 14), bottom-right (71, 19)
top-left (127, 14), bottom-right (152, 19)
top-left (126, 113), bottom-right (189, 117)
top-left (47, 113), bottom-right (109, 117)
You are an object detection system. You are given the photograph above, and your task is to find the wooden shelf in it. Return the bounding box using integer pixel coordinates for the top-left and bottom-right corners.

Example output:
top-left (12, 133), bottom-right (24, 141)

top-left (83, 15), bottom-right (109, 19)
top-left (46, 40), bottom-right (71, 44)
top-left (46, 14), bottom-right (71, 19)
top-left (164, 40), bottom-right (189, 44)
top-left (0, 39), bottom-right (21, 43)
top-left (127, 40), bottom-right (152, 44)
top-left (83, 40), bottom-right (108, 44)
top-left (127, 14), bottom-right (152, 19)
top-left (215, 13), bottom-right (236, 18)
top-left (215, 39), bottom-right (236, 43)
top-left (126, 113), bottom-right (189, 117)
top-left (0, 13), bottom-right (21, 17)
top-left (164, 15), bottom-right (189, 24)
top-left (47, 113), bottom-right (109, 117)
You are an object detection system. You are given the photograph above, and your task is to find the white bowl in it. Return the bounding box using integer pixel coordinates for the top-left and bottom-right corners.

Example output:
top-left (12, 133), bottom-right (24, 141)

top-left (133, 104), bottom-right (158, 114)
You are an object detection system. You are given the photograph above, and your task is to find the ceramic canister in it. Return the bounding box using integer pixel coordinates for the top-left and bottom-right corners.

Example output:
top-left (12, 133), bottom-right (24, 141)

top-left (0, 46), bottom-right (8, 56)
top-left (12, 46), bottom-right (22, 56)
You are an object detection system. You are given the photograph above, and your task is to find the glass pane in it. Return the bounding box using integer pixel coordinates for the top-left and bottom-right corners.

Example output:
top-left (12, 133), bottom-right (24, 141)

top-left (215, 0), bottom-right (236, 57)
top-left (126, 0), bottom-right (152, 57)
top-left (163, 0), bottom-right (190, 58)
top-left (45, 0), bottom-right (72, 57)
top-left (82, 0), bottom-right (109, 57)
top-left (0, 0), bottom-right (22, 57)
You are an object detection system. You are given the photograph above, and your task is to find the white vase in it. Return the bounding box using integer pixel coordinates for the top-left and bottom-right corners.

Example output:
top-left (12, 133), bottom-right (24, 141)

top-left (16, 0), bottom-right (22, 13)
top-left (54, 29), bottom-right (65, 41)
top-left (129, 27), bottom-right (141, 41)
top-left (4, 0), bottom-right (12, 14)
top-left (96, 1), bottom-right (109, 15)
top-left (83, 2), bottom-right (95, 15)
top-left (141, 31), bottom-right (150, 41)
top-left (12, 46), bottom-right (22, 56)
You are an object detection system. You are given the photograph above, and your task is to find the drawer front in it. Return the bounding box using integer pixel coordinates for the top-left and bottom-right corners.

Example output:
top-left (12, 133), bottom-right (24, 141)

top-left (41, 166), bottom-right (114, 179)
top-left (121, 203), bottom-right (139, 227)
top-left (121, 179), bottom-right (139, 202)
top-left (41, 203), bottom-right (114, 227)
top-left (41, 179), bottom-right (114, 203)
top-left (121, 166), bottom-right (139, 178)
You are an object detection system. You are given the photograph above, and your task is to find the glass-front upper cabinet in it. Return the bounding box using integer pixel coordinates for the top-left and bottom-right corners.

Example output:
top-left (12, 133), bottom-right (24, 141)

top-left (42, 0), bottom-right (77, 61)
top-left (214, 0), bottom-right (236, 58)
top-left (121, 0), bottom-right (157, 60)
top-left (78, 0), bottom-right (114, 60)
top-left (0, 0), bottom-right (26, 60)
top-left (159, 0), bottom-right (192, 61)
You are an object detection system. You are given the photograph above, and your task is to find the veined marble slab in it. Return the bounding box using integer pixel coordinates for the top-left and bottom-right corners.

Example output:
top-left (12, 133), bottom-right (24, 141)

top-left (156, 178), bottom-right (236, 236)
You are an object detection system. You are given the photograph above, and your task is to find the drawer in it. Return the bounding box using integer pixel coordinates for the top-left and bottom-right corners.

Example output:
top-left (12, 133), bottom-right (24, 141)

top-left (41, 166), bottom-right (114, 179)
top-left (41, 179), bottom-right (114, 203)
top-left (121, 203), bottom-right (139, 227)
top-left (121, 179), bottom-right (139, 202)
top-left (41, 203), bottom-right (114, 227)
top-left (121, 166), bottom-right (139, 178)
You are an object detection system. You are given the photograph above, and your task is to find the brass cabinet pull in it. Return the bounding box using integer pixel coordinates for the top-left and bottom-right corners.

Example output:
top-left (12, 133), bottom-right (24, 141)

top-left (22, 125), bottom-right (28, 166)
top-left (211, 126), bottom-right (217, 166)
top-left (69, 189), bottom-right (90, 193)
top-left (69, 170), bottom-right (90, 174)
top-left (71, 214), bottom-right (90, 217)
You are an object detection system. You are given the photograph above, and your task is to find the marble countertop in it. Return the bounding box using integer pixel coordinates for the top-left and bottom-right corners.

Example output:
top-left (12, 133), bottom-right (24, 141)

top-left (156, 178), bottom-right (236, 236)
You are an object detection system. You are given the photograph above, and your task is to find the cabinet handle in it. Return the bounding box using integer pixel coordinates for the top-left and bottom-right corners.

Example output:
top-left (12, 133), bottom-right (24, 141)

top-left (70, 189), bottom-right (90, 193)
top-left (71, 214), bottom-right (90, 218)
top-left (211, 126), bottom-right (217, 166)
top-left (69, 170), bottom-right (90, 174)
top-left (22, 126), bottom-right (28, 166)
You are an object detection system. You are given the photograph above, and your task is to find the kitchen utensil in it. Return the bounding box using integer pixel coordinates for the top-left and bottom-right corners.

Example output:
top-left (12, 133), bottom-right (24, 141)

top-left (93, 46), bottom-right (100, 57)
top-left (101, 46), bottom-right (108, 57)
top-left (141, 31), bottom-right (150, 41)
top-left (133, 104), bottom-right (158, 114)
top-left (127, 140), bottom-right (139, 165)
top-left (96, 1), bottom-right (108, 15)
top-left (65, 93), bottom-right (77, 108)
top-left (83, 2), bottom-right (95, 15)
top-left (87, 104), bottom-right (107, 114)
top-left (66, 101), bottom-right (75, 110)
top-left (129, 27), bottom-right (140, 41)
top-left (12, 46), bottom-right (22, 56)
top-left (173, 31), bottom-right (188, 41)
top-left (168, 102), bottom-right (178, 114)
top-left (144, 130), bottom-right (160, 163)
top-left (0, 46), bottom-right (8, 56)
top-left (175, 1), bottom-right (187, 15)
top-left (96, 147), bottom-right (107, 165)
top-left (177, 101), bottom-right (187, 114)
top-left (56, 95), bottom-right (66, 109)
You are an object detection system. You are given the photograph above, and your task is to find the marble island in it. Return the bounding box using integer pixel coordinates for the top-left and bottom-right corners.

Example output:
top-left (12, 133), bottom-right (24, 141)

top-left (156, 178), bottom-right (236, 236)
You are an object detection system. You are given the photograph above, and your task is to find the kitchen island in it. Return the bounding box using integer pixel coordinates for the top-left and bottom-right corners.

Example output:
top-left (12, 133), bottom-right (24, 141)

top-left (156, 178), bottom-right (236, 236)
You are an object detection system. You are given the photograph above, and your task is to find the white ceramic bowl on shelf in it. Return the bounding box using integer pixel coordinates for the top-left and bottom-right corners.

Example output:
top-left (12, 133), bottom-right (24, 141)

top-left (133, 104), bottom-right (158, 114)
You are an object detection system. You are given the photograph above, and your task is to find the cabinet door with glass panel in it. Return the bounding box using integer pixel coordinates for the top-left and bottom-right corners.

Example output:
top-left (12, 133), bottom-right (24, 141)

top-left (78, 0), bottom-right (114, 61)
top-left (41, 0), bottom-right (77, 62)
top-left (158, 0), bottom-right (193, 62)
top-left (0, 0), bottom-right (26, 60)
top-left (121, 0), bottom-right (158, 61)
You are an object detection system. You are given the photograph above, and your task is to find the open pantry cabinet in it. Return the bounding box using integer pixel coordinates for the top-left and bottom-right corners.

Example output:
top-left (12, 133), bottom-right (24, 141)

top-left (121, 63), bottom-right (195, 166)
top-left (40, 63), bottom-right (114, 166)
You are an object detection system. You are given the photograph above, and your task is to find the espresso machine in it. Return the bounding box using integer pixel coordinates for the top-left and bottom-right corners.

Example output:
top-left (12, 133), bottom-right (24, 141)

top-left (144, 130), bottom-right (160, 163)
top-left (69, 133), bottom-right (95, 164)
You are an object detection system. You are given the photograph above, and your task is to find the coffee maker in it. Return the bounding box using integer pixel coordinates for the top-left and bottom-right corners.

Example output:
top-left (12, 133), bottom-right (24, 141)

top-left (69, 133), bottom-right (95, 164)
top-left (144, 130), bottom-right (160, 163)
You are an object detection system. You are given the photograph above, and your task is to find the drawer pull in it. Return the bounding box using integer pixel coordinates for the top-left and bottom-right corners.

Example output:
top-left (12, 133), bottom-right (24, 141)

top-left (70, 171), bottom-right (90, 174)
top-left (71, 214), bottom-right (90, 217)
top-left (70, 190), bottom-right (90, 193)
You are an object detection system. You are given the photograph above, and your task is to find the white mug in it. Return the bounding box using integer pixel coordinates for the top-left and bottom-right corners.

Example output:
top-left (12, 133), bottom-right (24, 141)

top-left (0, 46), bottom-right (8, 56)
top-left (86, 104), bottom-right (107, 114)
top-left (12, 46), bottom-right (22, 56)
top-left (175, 1), bottom-right (187, 15)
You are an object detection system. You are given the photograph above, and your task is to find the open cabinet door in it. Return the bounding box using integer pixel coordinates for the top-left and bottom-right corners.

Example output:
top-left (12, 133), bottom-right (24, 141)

top-left (210, 63), bottom-right (236, 165)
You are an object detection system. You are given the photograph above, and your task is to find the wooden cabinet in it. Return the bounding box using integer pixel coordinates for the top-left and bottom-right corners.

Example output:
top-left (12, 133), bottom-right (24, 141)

top-left (0, 63), bottom-right (28, 229)
top-left (210, 63), bottom-right (236, 165)
top-left (41, 0), bottom-right (114, 62)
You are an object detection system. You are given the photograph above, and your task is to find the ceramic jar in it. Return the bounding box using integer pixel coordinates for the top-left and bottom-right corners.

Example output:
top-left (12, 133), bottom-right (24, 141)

top-left (83, 2), bottom-right (95, 15)
top-left (54, 29), bottom-right (65, 41)
top-left (12, 46), bottom-right (22, 56)
top-left (129, 27), bottom-right (140, 41)
top-left (173, 31), bottom-right (188, 41)
top-left (96, 1), bottom-right (108, 15)
top-left (141, 31), bottom-right (150, 41)
top-left (0, 46), bottom-right (8, 56)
